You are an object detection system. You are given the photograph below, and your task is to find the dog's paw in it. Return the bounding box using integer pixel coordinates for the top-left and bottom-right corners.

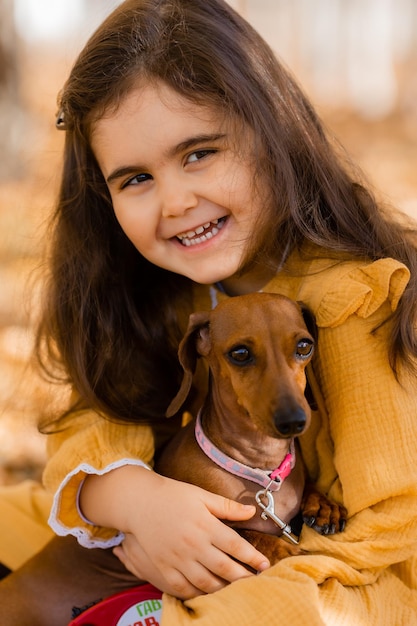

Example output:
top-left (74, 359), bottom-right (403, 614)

top-left (302, 485), bottom-right (347, 535)
top-left (238, 529), bottom-right (305, 565)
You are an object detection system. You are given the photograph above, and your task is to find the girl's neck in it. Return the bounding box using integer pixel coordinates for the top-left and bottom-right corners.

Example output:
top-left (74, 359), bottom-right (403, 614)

top-left (218, 253), bottom-right (287, 296)
top-left (217, 269), bottom-right (273, 296)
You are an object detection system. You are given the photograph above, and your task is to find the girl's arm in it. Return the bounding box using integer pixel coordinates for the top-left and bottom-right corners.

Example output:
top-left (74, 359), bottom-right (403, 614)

top-left (44, 403), bottom-right (269, 593)
top-left (43, 409), bottom-right (159, 546)
top-left (79, 465), bottom-right (270, 598)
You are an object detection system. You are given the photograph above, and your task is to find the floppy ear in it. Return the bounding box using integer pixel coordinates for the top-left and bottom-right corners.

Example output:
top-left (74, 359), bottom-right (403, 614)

top-left (297, 302), bottom-right (317, 341)
top-left (165, 311), bottom-right (211, 417)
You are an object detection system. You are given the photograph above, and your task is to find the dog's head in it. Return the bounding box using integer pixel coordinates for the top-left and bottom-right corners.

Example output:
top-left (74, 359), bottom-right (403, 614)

top-left (166, 293), bottom-right (316, 438)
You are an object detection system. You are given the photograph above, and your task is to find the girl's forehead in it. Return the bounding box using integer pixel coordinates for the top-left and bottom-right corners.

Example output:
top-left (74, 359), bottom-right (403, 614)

top-left (91, 80), bottom-right (242, 141)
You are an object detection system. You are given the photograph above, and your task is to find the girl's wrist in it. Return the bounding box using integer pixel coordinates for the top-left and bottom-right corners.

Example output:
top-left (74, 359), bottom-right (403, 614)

top-left (79, 464), bottom-right (162, 531)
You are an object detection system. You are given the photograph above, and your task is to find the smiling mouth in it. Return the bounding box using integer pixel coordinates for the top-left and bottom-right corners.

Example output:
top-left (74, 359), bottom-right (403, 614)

top-left (176, 217), bottom-right (226, 246)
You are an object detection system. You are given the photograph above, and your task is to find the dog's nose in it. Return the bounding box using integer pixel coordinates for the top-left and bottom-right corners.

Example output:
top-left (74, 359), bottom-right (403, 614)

top-left (274, 406), bottom-right (307, 437)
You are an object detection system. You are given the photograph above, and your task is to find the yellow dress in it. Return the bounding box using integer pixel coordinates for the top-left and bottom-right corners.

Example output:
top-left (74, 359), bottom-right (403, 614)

top-left (2, 245), bottom-right (417, 624)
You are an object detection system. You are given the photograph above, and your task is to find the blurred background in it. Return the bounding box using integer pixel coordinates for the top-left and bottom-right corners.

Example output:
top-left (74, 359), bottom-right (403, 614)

top-left (1, 0), bottom-right (417, 485)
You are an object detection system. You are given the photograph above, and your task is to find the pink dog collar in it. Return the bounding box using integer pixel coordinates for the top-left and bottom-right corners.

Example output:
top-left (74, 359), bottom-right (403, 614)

top-left (194, 411), bottom-right (295, 492)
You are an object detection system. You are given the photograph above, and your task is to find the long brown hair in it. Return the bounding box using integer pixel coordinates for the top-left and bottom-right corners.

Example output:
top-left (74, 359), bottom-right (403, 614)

top-left (37, 0), bottom-right (417, 425)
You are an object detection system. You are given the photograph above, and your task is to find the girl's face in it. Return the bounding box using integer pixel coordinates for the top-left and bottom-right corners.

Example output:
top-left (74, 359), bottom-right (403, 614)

top-left (91, 81), bottom-right (273, 293)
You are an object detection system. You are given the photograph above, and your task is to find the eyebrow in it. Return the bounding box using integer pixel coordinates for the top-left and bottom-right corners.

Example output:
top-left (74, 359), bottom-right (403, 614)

top-left (106, 133), bottom-right (226, 185)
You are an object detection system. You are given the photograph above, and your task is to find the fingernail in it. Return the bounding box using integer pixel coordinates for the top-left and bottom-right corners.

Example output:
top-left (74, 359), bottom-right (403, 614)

top-left (257, 561), bottom-right (270, 573)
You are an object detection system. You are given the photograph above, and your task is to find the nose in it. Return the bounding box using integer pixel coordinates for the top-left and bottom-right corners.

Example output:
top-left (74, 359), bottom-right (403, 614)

top-left (160, 175), bottom-right (198, 218)
top-left (273, 405), bottom-right (307, 437)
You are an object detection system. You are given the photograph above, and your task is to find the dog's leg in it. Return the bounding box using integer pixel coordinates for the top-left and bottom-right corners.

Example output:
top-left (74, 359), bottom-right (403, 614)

top-left (301, 483), bottom-right (347, 535)
top-left (0, 536), bottom-right (140, 626)
top-left (238, 530), bottom-right (305, 566)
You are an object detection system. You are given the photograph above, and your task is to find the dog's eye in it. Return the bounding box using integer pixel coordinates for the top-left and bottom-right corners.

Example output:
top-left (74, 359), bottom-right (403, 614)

top-left (295, 338), bottom-right (314, 361)
top-left (228, 346), bottom-right (253, 365)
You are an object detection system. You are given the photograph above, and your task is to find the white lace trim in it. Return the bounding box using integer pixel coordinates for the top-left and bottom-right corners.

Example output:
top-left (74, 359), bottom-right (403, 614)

top-left (48, 458), bottom-right (151, 549)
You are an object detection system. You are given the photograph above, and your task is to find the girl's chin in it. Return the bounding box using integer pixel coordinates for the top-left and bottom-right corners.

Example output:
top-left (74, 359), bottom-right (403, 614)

top-left (183, 272), bottom-right (231, 286)
top-left (162, 239), bottom-right (242, 285)
top-left (180, 266), bottom-right (238, 286)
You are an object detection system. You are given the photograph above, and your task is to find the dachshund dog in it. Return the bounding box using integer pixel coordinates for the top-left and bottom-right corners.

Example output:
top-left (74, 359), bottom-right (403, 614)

top-left (0, 293), bottom-right (348, 626)
top-left (157, 292), bottom-right (347, 563)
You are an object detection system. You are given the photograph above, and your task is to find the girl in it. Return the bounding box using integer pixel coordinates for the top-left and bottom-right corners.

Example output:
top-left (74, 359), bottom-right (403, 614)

top-left (1, 0), bottom-right (417, 624)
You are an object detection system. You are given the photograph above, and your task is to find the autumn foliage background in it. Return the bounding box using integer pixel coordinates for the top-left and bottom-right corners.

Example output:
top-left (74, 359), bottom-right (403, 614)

top-left (1, 0), bottom-right (417, 485)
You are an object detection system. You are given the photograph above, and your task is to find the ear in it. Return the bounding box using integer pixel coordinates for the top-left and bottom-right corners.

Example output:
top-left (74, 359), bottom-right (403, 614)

top-left (165, 311), bottom-right (211, 417)
top-left (297, 302), bottom-right (317, 341)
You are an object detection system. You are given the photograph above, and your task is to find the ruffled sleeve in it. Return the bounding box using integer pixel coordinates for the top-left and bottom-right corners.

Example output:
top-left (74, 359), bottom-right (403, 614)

top-left (298, 257), bottom-right (410, 328)
top-left (43, 407), bottom-right (157, 548)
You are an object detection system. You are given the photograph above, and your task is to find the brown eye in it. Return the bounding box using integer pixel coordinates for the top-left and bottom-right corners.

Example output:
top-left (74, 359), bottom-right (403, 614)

top-left (228, 346), bottom-right (253, 365)
top-left (296, 338), bottom-right (314, 361)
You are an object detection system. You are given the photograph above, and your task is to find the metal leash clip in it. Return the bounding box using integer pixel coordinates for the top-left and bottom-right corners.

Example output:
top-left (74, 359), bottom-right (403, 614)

top-left (255, 489), bottom-right (299, 545)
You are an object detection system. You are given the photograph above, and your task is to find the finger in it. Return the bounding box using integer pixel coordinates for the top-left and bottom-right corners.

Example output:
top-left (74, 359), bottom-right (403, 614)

top-left (113, 544), bottom-right (205, 600)
top-left (113, 539), bottom-right (147, 577)
top-left (144, 563), bottom-right (204, 600)
top-left (170, 562), bottom-right (227, 596)
top-left (207, 494), bottom-right (257, 522)
top-left (113, 545), bottom-right (127, 565)
top-left (113, 544), bottom-right (142, 578)
top-left (213, 553), bottom-right (264, 582)
top-left (213, 525), bottom-right (270, 574)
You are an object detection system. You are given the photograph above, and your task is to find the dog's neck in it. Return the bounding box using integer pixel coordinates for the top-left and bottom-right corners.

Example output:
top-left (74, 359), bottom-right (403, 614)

top-left (195, 410), bottom-right (295, 492)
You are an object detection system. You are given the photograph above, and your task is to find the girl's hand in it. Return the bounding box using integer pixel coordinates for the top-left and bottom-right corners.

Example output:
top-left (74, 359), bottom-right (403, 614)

top-left (113, 479), bottom-right (270, 598)
top-left (80, 466), bottom-right (270, 599)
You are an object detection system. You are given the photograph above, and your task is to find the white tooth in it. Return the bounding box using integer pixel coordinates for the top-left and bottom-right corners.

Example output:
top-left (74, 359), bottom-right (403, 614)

top-left (186, 230), bottom-right (196, 238)
top-left (206, 231), bottom-right (213, 239)
top-left (195, 226), bottom-right (205, 235)
top-left (211, 227), bottom-right (219, 236)
top-left (212, 219), bottom-right (219, 224)
top-left (184, 239), bottom-right (191, 246)
top-left (203, 223), bottom-right (210, 229)
top-left (218, 219), bottom-right (224, 229)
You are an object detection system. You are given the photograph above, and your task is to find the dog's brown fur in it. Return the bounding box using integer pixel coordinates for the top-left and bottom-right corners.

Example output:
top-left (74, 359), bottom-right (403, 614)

top-left (0, 293), bottom-right (347, 626)
top-left (157, 293), bottom-right (347, 563)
